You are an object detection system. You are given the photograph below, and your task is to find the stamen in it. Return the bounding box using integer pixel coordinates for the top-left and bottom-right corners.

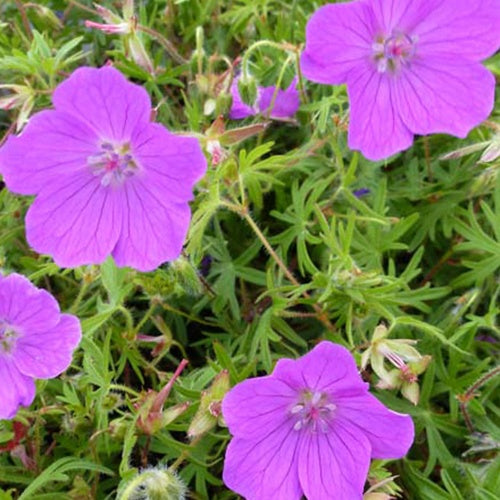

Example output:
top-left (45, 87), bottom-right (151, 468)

top-left (291, 390), bottom-right (336, 433)
top-left (373, 31), bottom-right (417, 74)
top-left (0, 320), bottom-right (19, 354)
top-left (87, 141), bottom-right (139, 187)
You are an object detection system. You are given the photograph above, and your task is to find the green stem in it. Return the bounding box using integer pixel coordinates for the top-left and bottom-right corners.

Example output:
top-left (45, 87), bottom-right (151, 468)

top-left (69, 281), bottom-right (89, 314)
top-left (136, 24), bottom-right (187, 65)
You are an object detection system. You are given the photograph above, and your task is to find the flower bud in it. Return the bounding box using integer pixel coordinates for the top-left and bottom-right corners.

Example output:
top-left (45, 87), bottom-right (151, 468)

top-left (187, 370), bottom-right (230, 439)
top-left (237, 75), bottom-right (258, 106)
top-left (125, 34), bottom-right (154, 74)
top-left (402, 381), bottom-right (420, 405)
top-left (118, 466), bottom-right (187, 500)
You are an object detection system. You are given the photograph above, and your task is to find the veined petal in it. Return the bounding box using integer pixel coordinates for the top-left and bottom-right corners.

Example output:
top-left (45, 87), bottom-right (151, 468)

top-left (223, 426), bottom-right (302, 500)
top-left (0, 273), bottom-right (60, 332)
top-left (52, 66), bottom-right (151, 142)
top-left (301, 1), bottom-right (375, 85)
top-left (0, 357), bottom-right (35, 420)
top-left (25, 171), bottom-right (122, 268)
top-left (336, 392), bottom-right (414, 459)
top-left (347, 63), bottom-right (413, 161)
top-left (273, 342), bottom-right (368, 396)
top-left (0, 110), bottom-right (98, 196)
top-left (413, 0), bottom-right (500, 60)
top-left (111, 179), bottom-right (191, 271)
top-left (394, 57), bottom-right (495, 138)
top-left (131, 123), bottom-right (207, 203)
top-left (258, 78), bottom-right (300, 119)
top-left (222, 376), bottom-right (296, 439)
top-left (298, 419), bottom-right (371, 500)
top-left (14, 314), bottom-right (81, 379)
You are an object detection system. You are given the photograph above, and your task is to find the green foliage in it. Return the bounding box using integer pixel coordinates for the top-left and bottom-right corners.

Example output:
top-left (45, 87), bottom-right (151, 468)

top-left (0, 0), bottom-right (499, 498)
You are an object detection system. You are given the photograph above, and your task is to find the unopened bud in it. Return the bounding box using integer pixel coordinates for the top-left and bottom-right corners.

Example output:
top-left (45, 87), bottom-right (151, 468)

top-left (188, 370), bottom-right (230, 439)
top-left (125, 34), bottom-right (154, 73)
top-left (237, 75), bottom-right (258, 107)
top-left (118, 466), bottom-right (187, 500)
top-left (402, 381), bottom-right (420, 405)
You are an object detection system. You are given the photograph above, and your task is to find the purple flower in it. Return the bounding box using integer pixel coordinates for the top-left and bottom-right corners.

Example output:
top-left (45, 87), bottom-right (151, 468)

top-left (0, 273), bottom-right (81, 420)
top-left (301, 0), bottom-right (500, 161)
top-left (229, 76), bottom-right (300, 120)
top-left (222, 341), bottom-right (414, 499)
top-left (0, 66), bottom-right (207, 271)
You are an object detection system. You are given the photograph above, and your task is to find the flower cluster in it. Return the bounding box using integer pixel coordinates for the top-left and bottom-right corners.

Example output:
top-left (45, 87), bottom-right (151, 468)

top-left (0, 273), bottom-right (81, 419)
top-left (222, 342), bottom-right (414, 499)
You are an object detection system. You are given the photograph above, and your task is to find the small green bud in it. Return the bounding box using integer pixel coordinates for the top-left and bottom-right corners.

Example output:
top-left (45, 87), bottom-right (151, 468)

top-left (125, 34), bottom-right (155, 74)
top-left (118, 466), bottom-right (187, 500)
top-left (214, 91), bottom-right (233, 116)
top-left (401, 381), bottom-right (420, 405)
top-left (237, 75), bottom-right (258, 107)
top-left (188, 370), bottom-right (230, 439)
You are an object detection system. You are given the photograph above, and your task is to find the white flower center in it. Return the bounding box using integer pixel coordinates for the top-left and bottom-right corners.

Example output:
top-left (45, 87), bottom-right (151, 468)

top-left (87, 142), bottom-right (139, 187)
top-left (373, 32), bottom-right (417, 73)
top-left (0, 320), bottom-right (19, 354)
top-left (291, 390), bottom-right (336, 433)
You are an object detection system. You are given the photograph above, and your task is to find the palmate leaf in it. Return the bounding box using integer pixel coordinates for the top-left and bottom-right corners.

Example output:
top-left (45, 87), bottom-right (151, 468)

top-left (452, 177), bottom-right (500, 287)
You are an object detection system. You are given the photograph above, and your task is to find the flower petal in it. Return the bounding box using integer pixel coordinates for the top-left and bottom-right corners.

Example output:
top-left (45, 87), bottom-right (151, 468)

top-left (222, 376), bottom-right (296, 439)
top-left (14, 314), bottom-right (81, 379)
top-left (301, 2), bottom-right (374, 85)
top-left (229, 79), bottom-right (258, 119)
top-left (131, 123), bottom-right (207, 203)
top-left (0, 357), bottom-right (35, 420)
top-left (0, 110), bottom-right (98, 195)
top-left (0, 273), bottom-right (60, 331)
top-left (111, 179), bottom-right (191, 271)
top-left (258, 78), bottom-right (300, 119)
top-left (347, 62), bottom-right (413, 160)
top-left (52, 66), bottom-right (151, 142)
top-left (394, 57), bottom-right (495, 138)
top-left (25, 171), bottom-right (122, 268)
top-left (413, 0), bottom-right (500, 60)
top-left (223, 426), bottom-right (302, 500)
top-left (298, 419), bottom-right (371, 500)
top-left (273, 342), bottom-right (368, 396)
top-left (336, 392), bottom-right (414, 459)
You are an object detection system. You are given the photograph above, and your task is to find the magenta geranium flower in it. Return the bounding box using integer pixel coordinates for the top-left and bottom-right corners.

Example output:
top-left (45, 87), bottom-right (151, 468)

top-left (0, 66), bottom-right (207, 271)
top-left (222, 341), bottom-right (414, 499)
top-left (301, 0), bottom-right (500, 161)
top-left (0, 273), bottom-right (81, 420)
top-left (229, 76), bottom-right (299, 120)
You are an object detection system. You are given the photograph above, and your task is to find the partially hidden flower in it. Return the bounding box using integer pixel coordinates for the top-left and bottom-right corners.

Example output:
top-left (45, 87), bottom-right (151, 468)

top-left (301, 0), bottom-right (500, 161)
top-left (222, 341), bottom-right (414, 499)
top-left (0, 66), bottom-right (207, 271)
top-left (229, 75), bottom-right (300, 120)
top-left (0, 273), bottom-right (81, 420)
top-left (361, 325), bottom-right (431, 405)
top-left (85, 1), bottom-right (153, 73)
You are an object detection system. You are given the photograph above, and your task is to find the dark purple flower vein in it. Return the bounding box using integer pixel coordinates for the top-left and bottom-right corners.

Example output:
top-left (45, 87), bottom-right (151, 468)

top-left (416, 2), bottom-right (482, 39)
top-left (340, 402), bottom-right (396, 441)
top-left (330, 419), bottom-right (366, 490)
top-left (408, 62), bottom-right (471, 113)
top-left (34, 176), bottom-right (97, 222)
top-left (54, 183), bottom-right (107, 258)
top-left (397, 71), bottom-right (433, 131)
top-left (120, 101), bottom-right (131, 139)
top-left (10, 303), bottom-right (56, 327)
top-left (234, 418), bottom-right (297, 485)
top-left (129, 181), bottom-right (165, 258)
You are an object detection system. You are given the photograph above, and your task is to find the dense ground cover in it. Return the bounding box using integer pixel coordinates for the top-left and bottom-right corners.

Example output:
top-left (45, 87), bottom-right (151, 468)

top-left (0, 0), bottom-right (499, 498)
